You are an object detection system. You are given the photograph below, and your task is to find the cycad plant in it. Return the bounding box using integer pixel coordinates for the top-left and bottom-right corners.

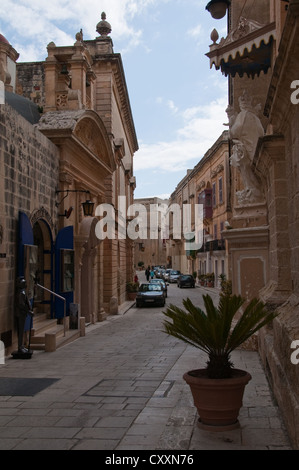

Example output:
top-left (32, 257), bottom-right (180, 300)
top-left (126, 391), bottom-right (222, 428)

top-left (163, 294), bottom-right (279, 379)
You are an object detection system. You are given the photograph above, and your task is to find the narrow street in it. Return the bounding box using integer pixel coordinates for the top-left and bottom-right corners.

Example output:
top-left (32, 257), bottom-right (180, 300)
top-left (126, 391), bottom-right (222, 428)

top-left (0, 273), bottom-right (291, 451)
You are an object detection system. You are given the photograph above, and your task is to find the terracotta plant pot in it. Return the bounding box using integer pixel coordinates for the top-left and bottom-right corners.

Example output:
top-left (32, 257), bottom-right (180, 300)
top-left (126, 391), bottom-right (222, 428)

top-left (183, 368), bottom-right (252, 431)
top-left (127, 292), bottom-right (137, 300)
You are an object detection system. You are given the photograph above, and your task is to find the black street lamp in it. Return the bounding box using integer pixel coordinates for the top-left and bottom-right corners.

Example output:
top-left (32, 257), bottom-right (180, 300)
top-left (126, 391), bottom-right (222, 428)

top-left (56, 189), bottom-right (94, 217)
top-left (81, 199), bottom-right (95, 217)
top-left (205, 0), bottom-right (230, 19)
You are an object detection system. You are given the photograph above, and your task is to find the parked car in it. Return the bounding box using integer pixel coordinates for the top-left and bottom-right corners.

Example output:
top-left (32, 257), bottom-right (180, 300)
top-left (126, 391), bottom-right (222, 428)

top-left (155, 266), bottom-right (165, 278)
top-left (136, 283), bottom-right (165, 307)
top-left (177, 274), bottom-right (195, 288)
top-left (169, 270), bottom-right (181, 283)
top-left (150, 279), bottom-right (168, 297)
top-left (159, 268), bottom-right (166, 279)
top-left (163, 268), bottom-right (172, 281)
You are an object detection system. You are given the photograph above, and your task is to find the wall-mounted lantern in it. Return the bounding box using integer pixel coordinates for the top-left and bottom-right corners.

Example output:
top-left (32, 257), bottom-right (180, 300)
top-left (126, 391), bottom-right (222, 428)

top-left (56, 189), bottom-right (94, 217)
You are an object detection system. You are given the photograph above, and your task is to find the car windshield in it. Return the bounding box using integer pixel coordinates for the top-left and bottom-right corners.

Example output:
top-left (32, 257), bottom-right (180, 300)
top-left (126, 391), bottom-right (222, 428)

top-left (181, 275), bottom-right (192, 279)
top-left (171, 271), bottom-right (180, 275)
top-left (139, 284), bottom-right (162, 292)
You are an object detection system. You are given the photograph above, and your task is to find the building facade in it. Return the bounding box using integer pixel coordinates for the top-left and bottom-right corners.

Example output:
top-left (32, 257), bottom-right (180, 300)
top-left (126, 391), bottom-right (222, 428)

top-left (0, 13), bottom-right (138, 354)
top-left (206, 0), bottom-right (299, 448)
top-left (166, 131), bottom-right (231, 286)
top-left (133, 197), bottom-right (169, 270)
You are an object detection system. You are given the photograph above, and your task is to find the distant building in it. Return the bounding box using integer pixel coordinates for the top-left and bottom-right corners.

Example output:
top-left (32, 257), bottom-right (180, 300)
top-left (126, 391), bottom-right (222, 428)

top-left (166, 131), bottom-right (230, 285)
top-left (133, 197), bottom-right (169, 270)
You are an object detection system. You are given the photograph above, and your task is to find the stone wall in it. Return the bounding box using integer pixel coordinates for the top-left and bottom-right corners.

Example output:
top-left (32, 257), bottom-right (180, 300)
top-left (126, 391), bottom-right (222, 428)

top-left (16, 62), bottom-right (45, 111)
top-left (0, 104), bottom-right (59, 350)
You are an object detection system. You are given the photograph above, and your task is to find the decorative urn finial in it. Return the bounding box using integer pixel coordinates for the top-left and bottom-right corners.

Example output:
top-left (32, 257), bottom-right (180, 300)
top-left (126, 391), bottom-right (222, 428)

top-left (210, 28), bottom-right (219, 44)
top-left (96, 12), bottom-right (112, 37)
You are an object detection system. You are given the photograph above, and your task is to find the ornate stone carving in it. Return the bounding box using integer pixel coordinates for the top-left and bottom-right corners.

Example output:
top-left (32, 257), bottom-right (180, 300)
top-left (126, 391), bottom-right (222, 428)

top-left (226, 90), bottom-right (264, 204)
top-left (56, 93), bottom-right (68, 109)
top-left (36, 110), bottom-right (84, 130)
top-left (96, 12), bottom-right (112, 37)
top-left (30, 207), bottom-right (55, 232)
top-left (75, 29), bottom-right (83, 44)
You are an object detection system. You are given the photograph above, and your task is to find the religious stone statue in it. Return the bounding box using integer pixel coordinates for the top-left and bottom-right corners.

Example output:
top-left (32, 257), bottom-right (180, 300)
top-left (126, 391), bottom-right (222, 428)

top-left (226, 90), bottom-right (264, 204)
top-left (230, 140), bottom-right (263, 204)
top-left (15, 277), bottom-right (33, 354)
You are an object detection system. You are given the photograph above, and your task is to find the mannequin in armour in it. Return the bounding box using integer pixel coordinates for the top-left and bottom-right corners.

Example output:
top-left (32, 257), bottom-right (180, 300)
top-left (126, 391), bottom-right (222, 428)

top-left (15, 277), bottom-right (33, 353)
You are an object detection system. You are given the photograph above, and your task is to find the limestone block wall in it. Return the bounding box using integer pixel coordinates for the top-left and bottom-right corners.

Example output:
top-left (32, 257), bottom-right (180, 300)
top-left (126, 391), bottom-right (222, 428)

top-left (16, 62), bottom-right (45, 110)
top-left (0, 104), bottom-right (59, 351)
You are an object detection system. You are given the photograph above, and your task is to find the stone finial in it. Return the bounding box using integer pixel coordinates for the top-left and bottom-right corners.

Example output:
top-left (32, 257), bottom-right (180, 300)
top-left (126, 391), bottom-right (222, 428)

top-left (75, 29), bottom-right (83, 43)
top-left (96, 12), bottom-right (112, 37)
top-left (210, 28), bottom-right (219, 44)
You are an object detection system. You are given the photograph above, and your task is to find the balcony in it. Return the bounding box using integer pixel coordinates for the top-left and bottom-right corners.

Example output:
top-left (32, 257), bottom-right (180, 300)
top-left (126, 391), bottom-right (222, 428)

top-left (197, 238), bottom-right (225, 253)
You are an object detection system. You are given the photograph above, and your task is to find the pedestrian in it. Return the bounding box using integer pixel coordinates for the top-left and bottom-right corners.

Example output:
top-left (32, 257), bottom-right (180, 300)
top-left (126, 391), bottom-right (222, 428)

top-left (150, 269), bottom-right (154, 279)
top-left (145, 265), bottom-right (150, 281)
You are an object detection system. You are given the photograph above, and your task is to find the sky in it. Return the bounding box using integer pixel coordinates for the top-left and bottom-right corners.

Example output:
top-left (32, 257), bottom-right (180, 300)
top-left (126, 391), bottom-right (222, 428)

top-left (0, 0), bottom-right (229, 200)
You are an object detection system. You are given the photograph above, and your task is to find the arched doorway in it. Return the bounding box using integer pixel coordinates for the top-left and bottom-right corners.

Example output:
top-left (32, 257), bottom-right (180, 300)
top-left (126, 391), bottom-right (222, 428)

top-left (32, 219), bottom-right (53, 315)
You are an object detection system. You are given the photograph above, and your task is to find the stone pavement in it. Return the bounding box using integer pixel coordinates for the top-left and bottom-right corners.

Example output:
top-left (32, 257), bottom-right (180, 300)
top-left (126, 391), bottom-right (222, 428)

top-left (0, 298), bottom-right (293, 452)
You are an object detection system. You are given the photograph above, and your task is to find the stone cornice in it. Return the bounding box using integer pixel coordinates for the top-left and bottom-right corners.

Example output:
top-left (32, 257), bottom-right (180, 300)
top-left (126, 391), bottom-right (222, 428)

top-left (95, 53), bottom-right (139, 155)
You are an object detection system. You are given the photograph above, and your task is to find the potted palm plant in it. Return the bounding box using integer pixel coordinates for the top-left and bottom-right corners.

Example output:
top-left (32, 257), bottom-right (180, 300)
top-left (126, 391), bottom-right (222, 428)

top-left (205, 272), bottom-right (215, 287)
top-left (163, 293), bottom-right (279, 431)
top-left (126, 281), bottom-right (139, 300)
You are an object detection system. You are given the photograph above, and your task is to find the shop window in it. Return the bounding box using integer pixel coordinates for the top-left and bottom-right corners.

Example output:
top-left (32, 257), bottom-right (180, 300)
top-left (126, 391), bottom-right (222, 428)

top-left (60, 249), bottom-right (74, 292)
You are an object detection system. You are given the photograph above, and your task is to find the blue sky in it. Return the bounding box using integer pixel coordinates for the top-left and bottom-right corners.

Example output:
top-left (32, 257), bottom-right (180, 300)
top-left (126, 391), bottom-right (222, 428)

top-left (0, 0), bottom-right (229, 199)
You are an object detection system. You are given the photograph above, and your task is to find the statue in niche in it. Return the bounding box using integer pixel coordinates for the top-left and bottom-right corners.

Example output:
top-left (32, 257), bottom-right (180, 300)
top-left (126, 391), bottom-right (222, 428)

top-left (225, 90), bottom-right (264, 204)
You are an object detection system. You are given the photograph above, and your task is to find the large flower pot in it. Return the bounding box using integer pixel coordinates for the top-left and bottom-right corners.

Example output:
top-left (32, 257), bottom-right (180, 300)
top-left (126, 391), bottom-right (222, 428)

top-left (183, 368), bottom-right (252, 431)
top-left (127, 292), bottom-right (137, 301)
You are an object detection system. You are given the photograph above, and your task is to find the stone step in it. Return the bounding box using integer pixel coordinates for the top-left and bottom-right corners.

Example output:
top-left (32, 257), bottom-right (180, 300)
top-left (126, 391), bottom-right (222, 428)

top-left (31, 317), bottom-right (58, 338)
top-left (29, 313), bottom-right (83, 353)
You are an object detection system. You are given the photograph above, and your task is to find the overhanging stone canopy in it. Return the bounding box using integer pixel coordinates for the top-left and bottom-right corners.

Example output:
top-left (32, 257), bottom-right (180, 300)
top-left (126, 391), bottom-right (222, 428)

top-left (206, 17), bottom-right (276, 78)
top-left (36, 109), bottom-right (116, 174)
